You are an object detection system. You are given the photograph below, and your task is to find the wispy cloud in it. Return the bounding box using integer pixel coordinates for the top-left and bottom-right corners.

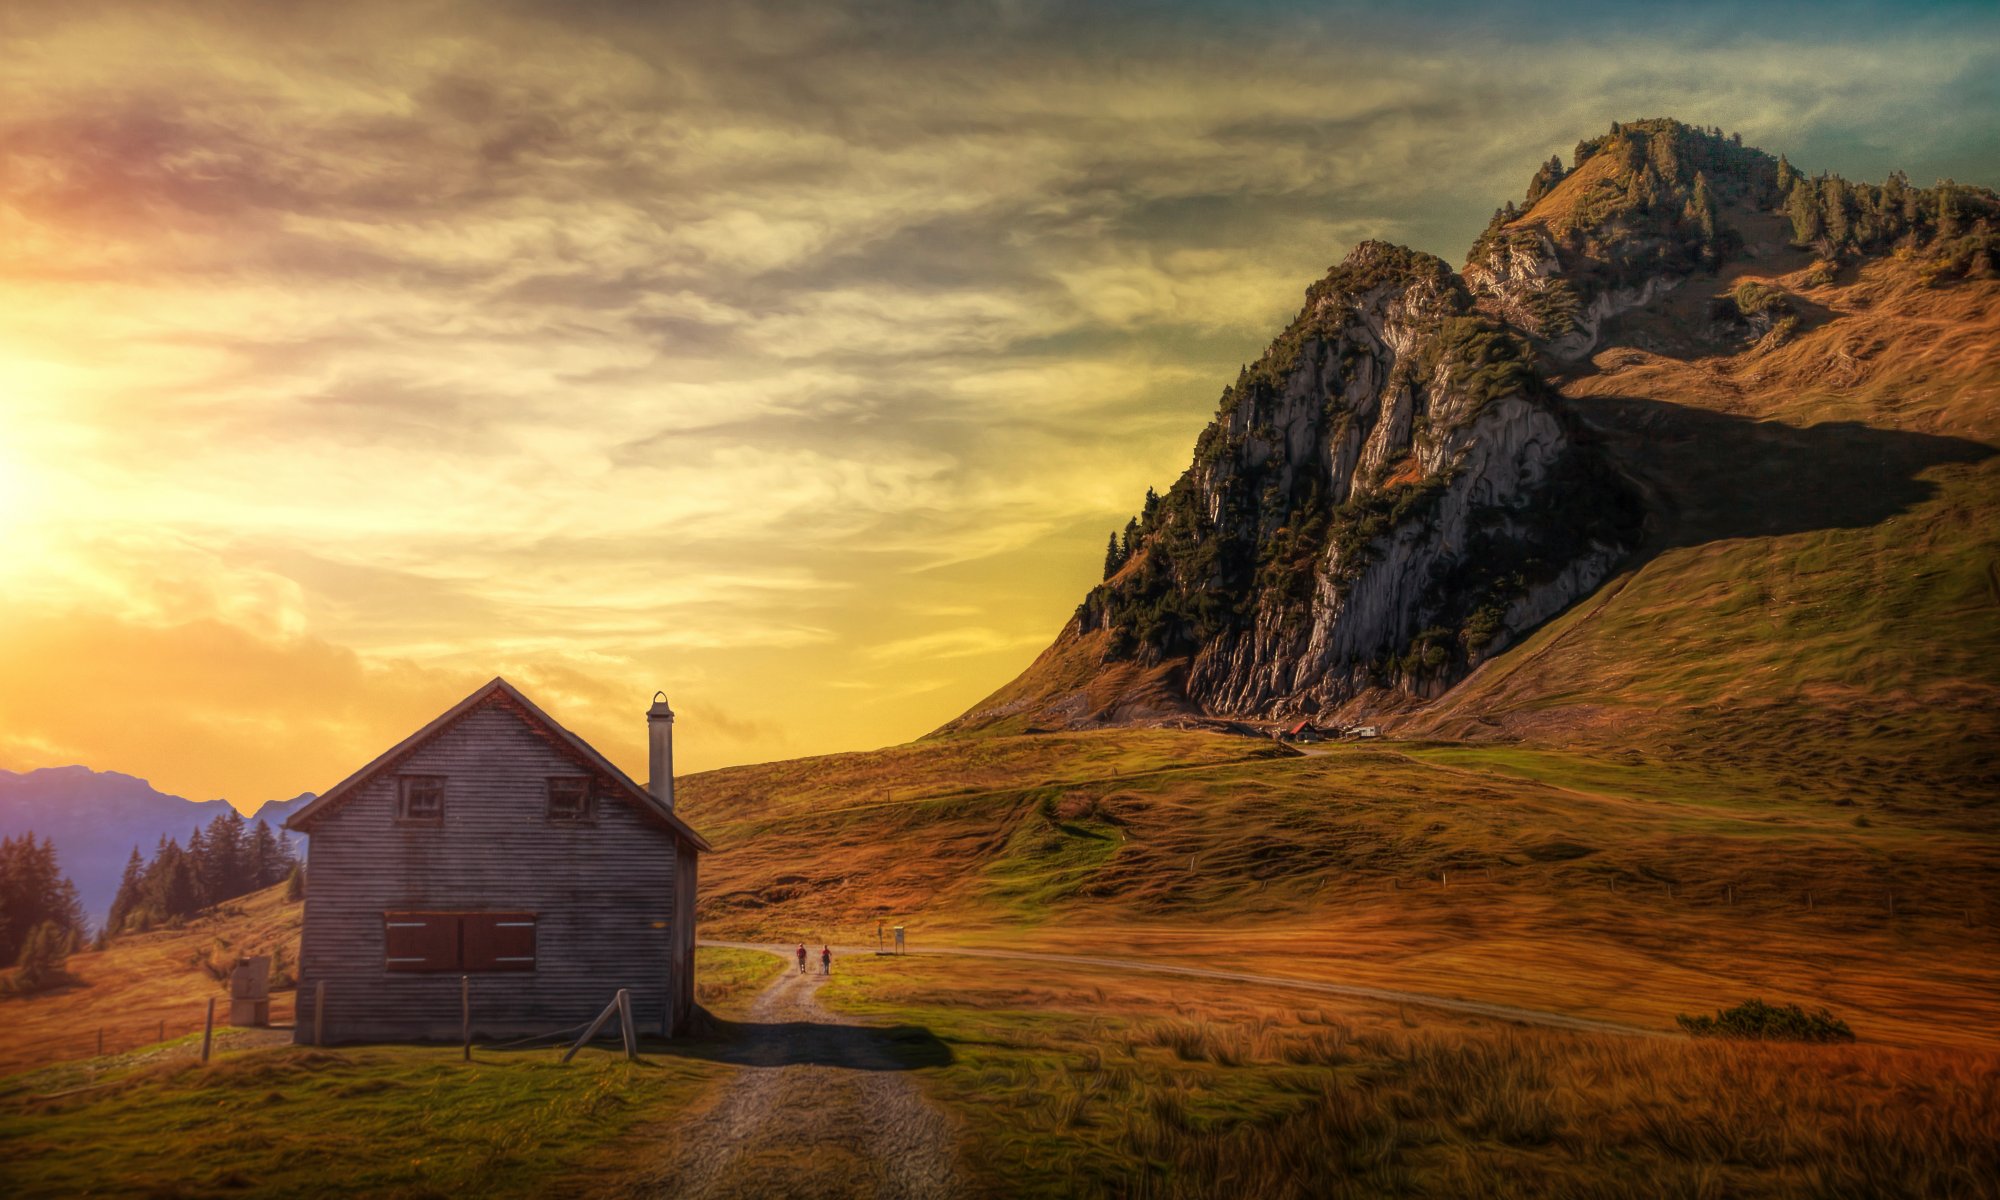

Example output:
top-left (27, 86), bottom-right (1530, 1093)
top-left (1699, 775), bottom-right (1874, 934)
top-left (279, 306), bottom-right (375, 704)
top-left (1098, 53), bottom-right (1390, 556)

top-left (1, 0), bottom-right (1994, 800)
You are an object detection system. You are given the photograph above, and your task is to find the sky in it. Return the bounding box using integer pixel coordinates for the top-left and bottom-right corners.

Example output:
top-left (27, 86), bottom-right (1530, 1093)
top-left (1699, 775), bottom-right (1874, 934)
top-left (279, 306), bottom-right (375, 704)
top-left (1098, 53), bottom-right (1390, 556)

top-left (1, 0), bottom-right (1996, 808)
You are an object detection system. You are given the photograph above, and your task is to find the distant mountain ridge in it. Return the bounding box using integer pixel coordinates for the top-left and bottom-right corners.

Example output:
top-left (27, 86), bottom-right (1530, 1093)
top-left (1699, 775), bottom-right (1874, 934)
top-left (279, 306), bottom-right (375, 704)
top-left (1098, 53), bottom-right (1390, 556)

top-left (941, 117), bottom-right (2000, 740)
top-left (0, 766), bottom-right (312, 926)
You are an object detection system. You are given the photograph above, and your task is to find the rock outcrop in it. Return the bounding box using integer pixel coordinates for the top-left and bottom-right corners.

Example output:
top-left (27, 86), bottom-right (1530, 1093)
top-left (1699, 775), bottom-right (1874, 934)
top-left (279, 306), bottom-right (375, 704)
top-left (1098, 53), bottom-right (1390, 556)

top-left (941, 239), bottom-right (1641, 735)
top-left (940, 118), bottom-right (2000, 737)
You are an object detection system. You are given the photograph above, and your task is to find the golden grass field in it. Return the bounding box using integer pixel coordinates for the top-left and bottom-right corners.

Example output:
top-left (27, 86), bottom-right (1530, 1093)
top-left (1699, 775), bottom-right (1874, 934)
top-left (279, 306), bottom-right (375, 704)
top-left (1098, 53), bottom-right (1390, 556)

top-left (817, 950), bottom-right (2000, 1199)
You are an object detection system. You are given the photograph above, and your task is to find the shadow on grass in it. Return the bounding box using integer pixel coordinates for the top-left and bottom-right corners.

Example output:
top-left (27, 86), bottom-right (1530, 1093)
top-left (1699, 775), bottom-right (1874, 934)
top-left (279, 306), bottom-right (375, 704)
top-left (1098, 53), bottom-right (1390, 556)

top-left (605, 1010), bottom-right (953, 1072)
top-left (1575, 395), bottom-right (1996, 549)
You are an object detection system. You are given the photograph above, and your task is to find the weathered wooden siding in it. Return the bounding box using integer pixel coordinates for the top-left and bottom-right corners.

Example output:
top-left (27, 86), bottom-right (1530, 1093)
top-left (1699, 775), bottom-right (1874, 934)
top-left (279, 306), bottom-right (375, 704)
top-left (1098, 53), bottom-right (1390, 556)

top-left (670, 840), bottom-right (698, 1035)
top-left (296, 696), bottom-right (689, 1043)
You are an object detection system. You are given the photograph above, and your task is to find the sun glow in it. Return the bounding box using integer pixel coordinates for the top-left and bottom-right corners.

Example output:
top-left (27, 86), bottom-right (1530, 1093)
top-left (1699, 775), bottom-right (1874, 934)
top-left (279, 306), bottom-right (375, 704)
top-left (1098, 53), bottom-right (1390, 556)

top-left (0, 436), bottom-right (31, 545)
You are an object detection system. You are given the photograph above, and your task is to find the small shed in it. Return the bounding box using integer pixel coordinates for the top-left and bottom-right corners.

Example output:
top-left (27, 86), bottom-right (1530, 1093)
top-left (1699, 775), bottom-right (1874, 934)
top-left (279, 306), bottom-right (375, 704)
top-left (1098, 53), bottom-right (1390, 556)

top-left (285, 678), bottom-right (710, 1043)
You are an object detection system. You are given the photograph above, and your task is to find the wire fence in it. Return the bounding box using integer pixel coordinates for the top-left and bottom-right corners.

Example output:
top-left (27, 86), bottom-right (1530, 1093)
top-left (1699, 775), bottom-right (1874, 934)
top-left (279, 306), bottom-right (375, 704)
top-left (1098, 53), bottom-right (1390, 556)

top-left (14, 1003), bottom-right (296, 1080)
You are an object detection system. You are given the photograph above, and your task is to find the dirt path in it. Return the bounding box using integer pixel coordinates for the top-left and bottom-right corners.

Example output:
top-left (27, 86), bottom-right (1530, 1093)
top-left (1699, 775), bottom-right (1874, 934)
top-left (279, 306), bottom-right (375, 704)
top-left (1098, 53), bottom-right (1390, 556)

top-left (636, 950), bottom-right (963, 1200)
top-left (703, 940), bottom-right (1669, 1040)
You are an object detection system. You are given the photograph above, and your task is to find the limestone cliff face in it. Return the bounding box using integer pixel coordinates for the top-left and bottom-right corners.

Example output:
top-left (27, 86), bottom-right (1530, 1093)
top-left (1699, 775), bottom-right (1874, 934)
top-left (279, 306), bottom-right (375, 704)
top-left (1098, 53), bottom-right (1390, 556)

top-left (943, 117), bottom-right (2000, 736)
top-left (1043, 240), bottom-right (1641, 724)
top-left (944, 129), bottom-right (1758, 734)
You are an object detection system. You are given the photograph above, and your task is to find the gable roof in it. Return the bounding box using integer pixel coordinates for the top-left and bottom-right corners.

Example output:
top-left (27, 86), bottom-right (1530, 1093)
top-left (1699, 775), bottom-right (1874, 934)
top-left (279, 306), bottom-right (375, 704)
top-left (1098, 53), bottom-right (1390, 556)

top-left (283, 677), bottom-right (712, 853)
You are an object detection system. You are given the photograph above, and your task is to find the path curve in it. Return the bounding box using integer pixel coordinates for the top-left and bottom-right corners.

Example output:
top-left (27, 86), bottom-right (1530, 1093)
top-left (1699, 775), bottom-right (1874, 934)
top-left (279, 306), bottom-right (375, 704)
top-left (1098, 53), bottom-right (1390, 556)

top-left (704, 940), bottom-right (1670, 1040)
top-left (638, 950), bottom-right (963, 1200)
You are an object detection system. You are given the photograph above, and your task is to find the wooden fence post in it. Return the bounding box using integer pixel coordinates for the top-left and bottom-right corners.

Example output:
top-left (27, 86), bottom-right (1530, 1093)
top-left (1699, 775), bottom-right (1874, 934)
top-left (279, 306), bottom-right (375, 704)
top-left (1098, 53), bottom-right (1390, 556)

top-left (562, 994), bottom-right (624, 1064)
top-left (617, 988), bottom-right (637, 1061)
top-left (313, 980), bottom-right (326, 1047)
top-left (461, 975), bottom-right (471, 1062)
top-left (200, 998), bottom-right (216, 1064)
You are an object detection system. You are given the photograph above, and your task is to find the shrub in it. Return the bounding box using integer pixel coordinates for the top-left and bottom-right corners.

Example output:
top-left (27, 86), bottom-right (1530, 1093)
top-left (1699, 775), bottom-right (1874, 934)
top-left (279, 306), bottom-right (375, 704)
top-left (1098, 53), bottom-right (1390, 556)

top-left (2, 922), bottom-right (75, 998)
top-left (1729, 279), bottom-right (1791, 317)
top-left (1676, 998), bottom-right (1855, 1042)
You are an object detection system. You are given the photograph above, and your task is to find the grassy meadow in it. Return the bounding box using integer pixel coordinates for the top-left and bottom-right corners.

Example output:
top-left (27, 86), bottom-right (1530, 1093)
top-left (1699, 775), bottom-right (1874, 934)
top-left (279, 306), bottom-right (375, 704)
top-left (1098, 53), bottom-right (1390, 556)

top-left (0, 947), bottom-right (781, 1199)
top-left (819, 951), bottom-right (2000, 1199)
top-left (679, 728), bottom-right (2000, 1050)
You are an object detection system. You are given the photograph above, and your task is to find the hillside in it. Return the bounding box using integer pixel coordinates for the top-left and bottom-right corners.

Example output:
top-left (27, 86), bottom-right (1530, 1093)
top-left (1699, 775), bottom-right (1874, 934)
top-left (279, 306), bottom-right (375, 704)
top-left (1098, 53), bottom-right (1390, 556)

top-left (677, 726), bottom-right (2000, 1051)
top-left (0, 881), bottom-right (301, 1075)
top-left (1403, 250), bottom-right (2000, 805)
top-left (939, 119), bottom-right (2000, 793)
top-left (677, 118), bottom-right (2000, 1054)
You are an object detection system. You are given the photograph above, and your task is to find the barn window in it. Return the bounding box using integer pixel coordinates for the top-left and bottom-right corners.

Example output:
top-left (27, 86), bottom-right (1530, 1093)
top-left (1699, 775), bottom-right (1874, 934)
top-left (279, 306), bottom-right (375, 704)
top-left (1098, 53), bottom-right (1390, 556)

top-left (546, 777), bottom-right (592, 822)
top-left (398, 775), bottom-right (444, 823)
top-left (383, 912), bottom-right (537, 972)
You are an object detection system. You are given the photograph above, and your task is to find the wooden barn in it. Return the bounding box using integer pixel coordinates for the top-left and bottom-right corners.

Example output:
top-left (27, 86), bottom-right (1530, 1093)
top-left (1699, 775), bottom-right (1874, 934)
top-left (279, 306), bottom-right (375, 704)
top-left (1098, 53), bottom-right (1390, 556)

top-left (284, 678), bottom-right (710, 1044)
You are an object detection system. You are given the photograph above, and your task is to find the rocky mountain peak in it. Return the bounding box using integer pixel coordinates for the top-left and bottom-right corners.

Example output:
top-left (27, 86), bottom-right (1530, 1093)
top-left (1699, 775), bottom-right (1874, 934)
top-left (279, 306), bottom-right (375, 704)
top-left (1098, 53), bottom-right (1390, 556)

top-left (937, 118), bottom-right (1998, 738)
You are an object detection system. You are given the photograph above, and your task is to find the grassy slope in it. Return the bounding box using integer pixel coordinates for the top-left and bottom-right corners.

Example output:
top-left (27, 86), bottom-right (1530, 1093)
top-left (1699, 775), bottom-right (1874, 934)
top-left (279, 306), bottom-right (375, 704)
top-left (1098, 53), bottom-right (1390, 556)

top-left (0, 882), bottom-right (303, 1076)
top-left (1404, 254), bottom-right (2000, 809)
top-left (683, 248), bottom-right (2000, 1054)
top-left (681, 729), bottom-right (1999, 1050)
top-left (678, 257), bottom-right (2000, 1044)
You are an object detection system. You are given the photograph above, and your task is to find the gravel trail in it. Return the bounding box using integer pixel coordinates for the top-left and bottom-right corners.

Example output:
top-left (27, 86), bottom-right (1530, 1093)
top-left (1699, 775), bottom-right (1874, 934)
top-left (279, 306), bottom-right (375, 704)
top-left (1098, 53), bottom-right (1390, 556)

top-left (638, 951), bottom-right (962, 1200)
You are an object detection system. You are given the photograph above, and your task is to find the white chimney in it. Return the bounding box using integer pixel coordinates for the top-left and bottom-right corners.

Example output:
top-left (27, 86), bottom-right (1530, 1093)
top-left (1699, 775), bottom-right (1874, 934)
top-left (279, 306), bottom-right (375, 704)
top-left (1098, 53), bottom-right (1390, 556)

top-left (647, 691), bottom-right (675, 811)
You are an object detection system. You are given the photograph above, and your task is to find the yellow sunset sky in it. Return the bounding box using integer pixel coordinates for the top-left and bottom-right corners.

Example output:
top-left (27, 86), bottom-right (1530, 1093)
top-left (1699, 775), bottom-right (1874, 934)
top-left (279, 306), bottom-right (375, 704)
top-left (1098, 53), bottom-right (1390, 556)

top-left (3, 1), bottom-right (1996, 807)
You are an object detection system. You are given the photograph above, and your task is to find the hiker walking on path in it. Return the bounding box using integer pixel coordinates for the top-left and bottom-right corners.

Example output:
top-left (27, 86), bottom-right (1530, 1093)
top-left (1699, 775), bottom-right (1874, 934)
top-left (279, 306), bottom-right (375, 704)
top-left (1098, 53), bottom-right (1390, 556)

top-left (821, 945), bottom-right (833, 975)
top-left (797, 943), bottom-right (808, 974)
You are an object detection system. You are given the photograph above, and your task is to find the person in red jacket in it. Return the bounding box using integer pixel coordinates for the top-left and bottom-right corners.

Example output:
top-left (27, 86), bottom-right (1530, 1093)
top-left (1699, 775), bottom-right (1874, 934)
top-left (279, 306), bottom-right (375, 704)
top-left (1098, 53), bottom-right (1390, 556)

top-left (796, 943), bottom-right (808, 974)
top-left (820, 945), bottom-right (833, 975)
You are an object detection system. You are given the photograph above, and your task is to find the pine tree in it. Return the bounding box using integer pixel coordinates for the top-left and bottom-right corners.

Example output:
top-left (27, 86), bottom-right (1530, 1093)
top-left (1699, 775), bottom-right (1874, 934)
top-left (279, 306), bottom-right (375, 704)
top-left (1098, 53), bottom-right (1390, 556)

top-left (7, 921), bottom-right (69, 995)
top-left (141, 837), bottom-right (199, 922)
top-left (160, 852), bottom-right (198, 921)
top-left (1820, 176), bottom-right (1852, 248)
top-left (1775, 155), bottom-right (1800, 199)
top-left (1523, 154), bottom-right (1565, 209)
top-left (1936, 181), bottom-right (1963, 240)
top-left (0, 835), bottom-right (87, 963)
top-left (1786, 178), bottom-right (1824, 247)
top-left (185, 827), bottom-right (210, 908)
top-left (203, 809), bottom-right (249, 901)
top-left (250, 820), bottom-right (284, 889)
top-left (108, 847), bottom-right (145, 934)
top-left (285, 864), bottom-right (305, 903)
top-left (1103, 533), bottom-right (1122, 580)
top-left (1686, 172), bottom-right (1718, 245)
